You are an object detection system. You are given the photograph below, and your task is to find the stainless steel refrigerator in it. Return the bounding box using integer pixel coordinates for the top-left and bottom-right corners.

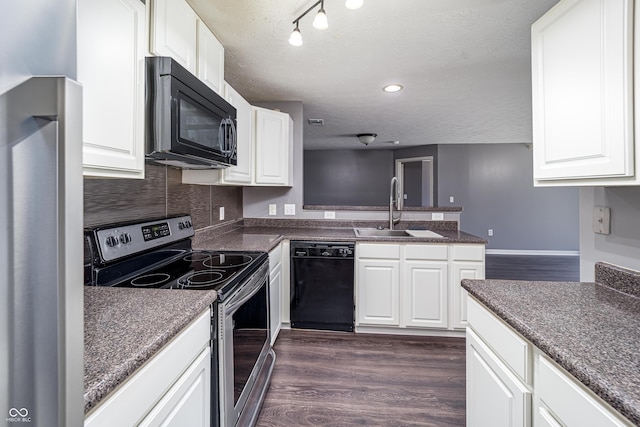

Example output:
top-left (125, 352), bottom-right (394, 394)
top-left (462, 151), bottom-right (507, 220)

top-left (0, 77), bottom-right (84, 427)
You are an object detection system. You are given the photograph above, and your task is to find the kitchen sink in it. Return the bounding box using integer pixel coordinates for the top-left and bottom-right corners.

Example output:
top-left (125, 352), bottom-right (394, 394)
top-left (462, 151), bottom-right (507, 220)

top-left (353, 228), bottom-right (447, 239)
top-left (354, 228), bottom-right (411, 237)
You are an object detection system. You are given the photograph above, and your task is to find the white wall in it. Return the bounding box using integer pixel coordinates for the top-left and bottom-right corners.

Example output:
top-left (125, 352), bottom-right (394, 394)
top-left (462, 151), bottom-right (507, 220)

top-left (579, 187), bottom-right (640, 281)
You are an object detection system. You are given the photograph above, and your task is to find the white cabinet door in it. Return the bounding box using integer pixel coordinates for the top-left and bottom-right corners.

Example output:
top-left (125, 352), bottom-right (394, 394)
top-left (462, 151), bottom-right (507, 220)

top-left (356, 258), bottom-right (400, 326)
top-left (403, 260), bottom-right (448, 328)
top-left (196, 20), bottom-right (224, 95)
top-left (450, 261), bottom-right (484, 329)
top-left (222, 83), bottom-right (253, 184)
top-left (78, 0), bottom-right (145, 179)
top-left (139, 347), bottom-right (211, 427)
top-left (254, 107), bottom-right (291, 186)
top-left (535, 353), bottom-right (632, 427)
top-left (466, 328), bottom-right (531, 427)
top-left (269, 244), bottom-right (283, 345)
top-left (150, 0), bottom-right (197, 73)
top-left (532, 0), bottom-right (634, 182)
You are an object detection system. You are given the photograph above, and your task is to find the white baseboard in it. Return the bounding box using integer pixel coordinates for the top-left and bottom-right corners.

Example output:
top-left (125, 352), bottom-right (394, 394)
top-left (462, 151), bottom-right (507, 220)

top-left (486, 249), bottom-right (579, 256)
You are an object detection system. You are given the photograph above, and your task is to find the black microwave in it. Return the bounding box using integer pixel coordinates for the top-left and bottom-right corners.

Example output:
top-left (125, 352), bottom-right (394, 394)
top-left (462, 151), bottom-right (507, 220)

top-left (145, 56), bottom-right (237, 169)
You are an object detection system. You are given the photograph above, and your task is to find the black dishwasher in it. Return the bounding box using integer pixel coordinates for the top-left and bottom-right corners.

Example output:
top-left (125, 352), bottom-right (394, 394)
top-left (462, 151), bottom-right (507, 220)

top-left (290, 241), bottom-right (355, 332)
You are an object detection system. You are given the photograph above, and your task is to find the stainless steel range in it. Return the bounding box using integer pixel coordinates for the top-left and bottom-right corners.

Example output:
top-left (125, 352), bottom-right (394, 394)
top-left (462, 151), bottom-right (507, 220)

top-left (84, 215), bottom-right (275, 427)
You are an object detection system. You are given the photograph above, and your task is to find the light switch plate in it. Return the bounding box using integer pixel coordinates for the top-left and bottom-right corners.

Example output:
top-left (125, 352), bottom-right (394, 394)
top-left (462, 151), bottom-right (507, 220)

top-left (593, 206), bottom-right (611, 235)
top-left (324, 211), bottom-right (336, 219)
top-left (219, 207), bottom-right (225, 220)
top-left (268, 204), bottom-right (277, 216)
top-left (449, 196), bottom-right (454, 203)
top-left (284, 204), bottom-right (296, 216)
top-left (432, 212), bottom-right (444, 221)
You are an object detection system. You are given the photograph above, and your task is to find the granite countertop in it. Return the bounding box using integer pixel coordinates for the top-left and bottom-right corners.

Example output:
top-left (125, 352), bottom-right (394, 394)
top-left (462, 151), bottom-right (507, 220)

top-left (84, 287), bottom-right (217, 414)
top-left (462, 262), bottom-right (640, 426)
top-left (194, 225), bottom-right (486, 252)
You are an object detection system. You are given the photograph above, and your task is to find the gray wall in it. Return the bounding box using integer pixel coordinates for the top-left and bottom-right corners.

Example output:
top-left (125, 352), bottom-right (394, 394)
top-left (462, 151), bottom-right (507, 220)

top-left (1, 0), bottom-right (76, 94)
top-left (304, 150), bottom-right (394, 206)
top-left (403, 161), bottom-right (423, 206)
top-left (437, 143), bottom-right (579, 251)
top-left (579, 187), bottom-right (640, 280)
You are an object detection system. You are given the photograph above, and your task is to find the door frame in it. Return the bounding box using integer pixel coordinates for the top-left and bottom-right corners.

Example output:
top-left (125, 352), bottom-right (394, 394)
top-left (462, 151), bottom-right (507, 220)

top-left (395, 156), bottom-right (434, 209)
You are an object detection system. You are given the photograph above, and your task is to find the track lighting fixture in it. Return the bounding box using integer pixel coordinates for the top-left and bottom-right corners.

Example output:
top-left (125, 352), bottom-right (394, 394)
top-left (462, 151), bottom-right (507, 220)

top-left (289, 0), bottom-right (364, 46)
top-left (289, 21), bottom-right (303, 46)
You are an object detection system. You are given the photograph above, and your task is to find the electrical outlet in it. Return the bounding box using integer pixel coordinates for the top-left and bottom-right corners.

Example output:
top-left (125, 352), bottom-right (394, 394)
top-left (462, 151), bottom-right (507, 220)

top-left (324, 211), bottom-right (336, 219)
top-left (450, 196), bottom-right (455, 203)
top-left (488, 229), bottom-right (493, 236)
top-left (593, 207), bottom-right (611, 234)
top-left (432, 212), bottom-right (444, 221)
top-left (403, 194), bottom-right (407, 200)
top-left (284, 204), bottom-right (296, 215)
top-left (219, 207), bottom-right (225, 221)
top-left (268, 204), bottom-right (277, 216)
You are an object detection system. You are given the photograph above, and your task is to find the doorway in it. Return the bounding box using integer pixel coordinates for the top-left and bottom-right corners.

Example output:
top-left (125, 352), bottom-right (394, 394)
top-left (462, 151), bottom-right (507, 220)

top-left (395, 156), bottom-right (434, 208)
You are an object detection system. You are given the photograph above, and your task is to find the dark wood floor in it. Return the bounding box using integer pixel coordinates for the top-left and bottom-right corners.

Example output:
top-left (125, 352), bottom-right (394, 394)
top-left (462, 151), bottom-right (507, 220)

top-left (256, 329), bottom-right (466, 427)
top-left (485, 254), bottom-right (580, 281)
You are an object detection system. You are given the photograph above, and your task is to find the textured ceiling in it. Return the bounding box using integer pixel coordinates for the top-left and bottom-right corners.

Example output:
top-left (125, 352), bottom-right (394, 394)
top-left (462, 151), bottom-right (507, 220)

top-left (189, 0), bottom-right (560, 150)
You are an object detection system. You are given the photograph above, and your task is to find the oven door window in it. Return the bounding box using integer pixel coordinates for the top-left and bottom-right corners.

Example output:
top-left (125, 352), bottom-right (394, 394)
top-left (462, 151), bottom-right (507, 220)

top-left (177, 93), bottom-right (225, 153)
top-left (232, 283), bottom-right (268, 406)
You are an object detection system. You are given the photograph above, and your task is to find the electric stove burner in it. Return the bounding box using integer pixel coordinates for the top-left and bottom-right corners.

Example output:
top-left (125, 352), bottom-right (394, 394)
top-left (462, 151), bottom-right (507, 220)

top-left (183, 252), bottom-right (212, 263)
top-left (203, 254), bottom-right (253, 269)
top-left (130, 273), bottom-right (171, 287)
top-left (178, 271), bottom-right (225, 288)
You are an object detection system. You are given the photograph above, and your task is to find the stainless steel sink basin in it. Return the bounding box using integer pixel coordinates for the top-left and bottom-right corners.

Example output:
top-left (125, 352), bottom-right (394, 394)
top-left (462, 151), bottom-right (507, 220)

top-left (353, 228), bottom-right (447, 239)
top-left (353, 228), bottom-right (411, 237)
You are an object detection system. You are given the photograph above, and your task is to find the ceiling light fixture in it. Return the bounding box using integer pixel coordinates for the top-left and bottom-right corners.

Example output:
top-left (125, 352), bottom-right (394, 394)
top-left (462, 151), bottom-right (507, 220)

top-left (345, 0), bottom-right (364, 10)
top-left (313, 1), bottom-right (329, 30)
top-left (289, 0), bottom-right (363, 45)
top-left (383, 84), bottom-right (404, 93)
top-left (357, 133), bottom-right (377, 145)
top-left (288, 21), bottom-right (303, 46)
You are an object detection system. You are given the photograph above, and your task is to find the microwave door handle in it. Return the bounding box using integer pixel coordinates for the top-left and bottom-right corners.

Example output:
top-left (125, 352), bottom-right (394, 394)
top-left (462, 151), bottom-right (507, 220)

top-left (229, 119), bottom-right (237, 158)
top-left (219, 120), bottom-right (227, 155)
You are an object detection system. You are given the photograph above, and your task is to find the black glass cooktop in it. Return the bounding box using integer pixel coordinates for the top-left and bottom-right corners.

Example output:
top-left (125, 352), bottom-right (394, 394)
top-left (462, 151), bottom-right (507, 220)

top-left (95, 249), bottom-right (268, 299)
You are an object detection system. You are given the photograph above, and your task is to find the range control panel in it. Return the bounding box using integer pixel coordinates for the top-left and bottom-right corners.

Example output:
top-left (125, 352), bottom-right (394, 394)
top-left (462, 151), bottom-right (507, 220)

top-left (95, 215), bottom-right (194, 263)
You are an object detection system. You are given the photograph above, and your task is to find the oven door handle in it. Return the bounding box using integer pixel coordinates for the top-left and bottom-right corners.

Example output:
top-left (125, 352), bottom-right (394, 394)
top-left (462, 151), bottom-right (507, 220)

top-left (225, 275), bottom-right (266, 315)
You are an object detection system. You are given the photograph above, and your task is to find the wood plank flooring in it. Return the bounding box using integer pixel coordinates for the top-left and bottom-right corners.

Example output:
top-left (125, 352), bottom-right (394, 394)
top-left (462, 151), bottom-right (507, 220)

top-left (485, 254), bottom-right (580, 281)
top-left (256, 330), bottom-right (466, 427)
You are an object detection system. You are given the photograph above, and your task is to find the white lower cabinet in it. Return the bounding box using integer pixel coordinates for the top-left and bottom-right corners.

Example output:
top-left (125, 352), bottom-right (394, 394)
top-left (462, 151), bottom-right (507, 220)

top-left (269, 243), bottom-right (283, 345)
top-left (357, 255), bottom-right (401, 326)
top-left (467, 296), bottom-right (633, 427)
top-left (356, 242), bottom-right (484, 332)
top-left (84, 310), bottom-right (211, 427)
top-left (138, 347), bottom-right (211, 427)
top-left (466, 328), bottom-right (531, 427)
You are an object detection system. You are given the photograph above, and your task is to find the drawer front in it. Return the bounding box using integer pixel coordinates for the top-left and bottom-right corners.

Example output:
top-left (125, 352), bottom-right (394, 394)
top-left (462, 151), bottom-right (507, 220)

top-left (404, 244), bottom-right (448, 260)
top-left (537, 354), bottom-right (632, 427)
top-left (467, 297), bottom-right (531, 384)
top-left (452, 244), bottom-right (484, 261)
top-left (357, 243), bottom-right (400, 259)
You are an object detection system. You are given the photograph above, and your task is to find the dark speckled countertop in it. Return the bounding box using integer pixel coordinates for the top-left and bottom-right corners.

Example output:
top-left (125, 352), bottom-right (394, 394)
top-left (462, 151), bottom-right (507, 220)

top-left (84, 287), bottom-right (217, 414)
top-left (194, 225), bottom-right (485, 252)
top-left (462, 262), bottom-right (640, 426)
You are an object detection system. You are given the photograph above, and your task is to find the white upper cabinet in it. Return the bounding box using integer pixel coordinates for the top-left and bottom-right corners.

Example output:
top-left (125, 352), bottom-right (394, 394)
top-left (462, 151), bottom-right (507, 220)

top-left (254, 107), bottom-right (292, 186)
top-left (78, 0), bottom-right (146, 179)
top-left (532, 0), bottom-right (637, 186)
top-left (149, 0), bottom-right (197, 74)
top-left (196, 20), bottom-right (224, 95)
top-left (221, 83), bottom-right (253, 184)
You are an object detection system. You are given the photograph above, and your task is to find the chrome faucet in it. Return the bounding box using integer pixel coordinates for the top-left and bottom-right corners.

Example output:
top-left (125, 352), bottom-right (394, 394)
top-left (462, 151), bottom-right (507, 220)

top-left (389, 176), bottom-right (401, 229)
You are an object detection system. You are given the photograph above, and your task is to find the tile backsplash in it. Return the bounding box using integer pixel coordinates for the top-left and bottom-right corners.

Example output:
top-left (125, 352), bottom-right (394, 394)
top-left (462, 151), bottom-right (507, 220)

top-left (84, 164), bottom-right (242, 230)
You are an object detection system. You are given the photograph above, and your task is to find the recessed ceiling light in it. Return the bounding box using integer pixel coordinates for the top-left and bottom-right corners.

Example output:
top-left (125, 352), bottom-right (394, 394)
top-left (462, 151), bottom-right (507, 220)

top-left (383, 84), bottom-right (403, 93)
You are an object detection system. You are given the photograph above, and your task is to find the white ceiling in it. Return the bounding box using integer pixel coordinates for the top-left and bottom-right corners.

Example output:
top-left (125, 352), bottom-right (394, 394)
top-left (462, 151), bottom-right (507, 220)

top-left (190, 0), bottom-right (560, 150)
